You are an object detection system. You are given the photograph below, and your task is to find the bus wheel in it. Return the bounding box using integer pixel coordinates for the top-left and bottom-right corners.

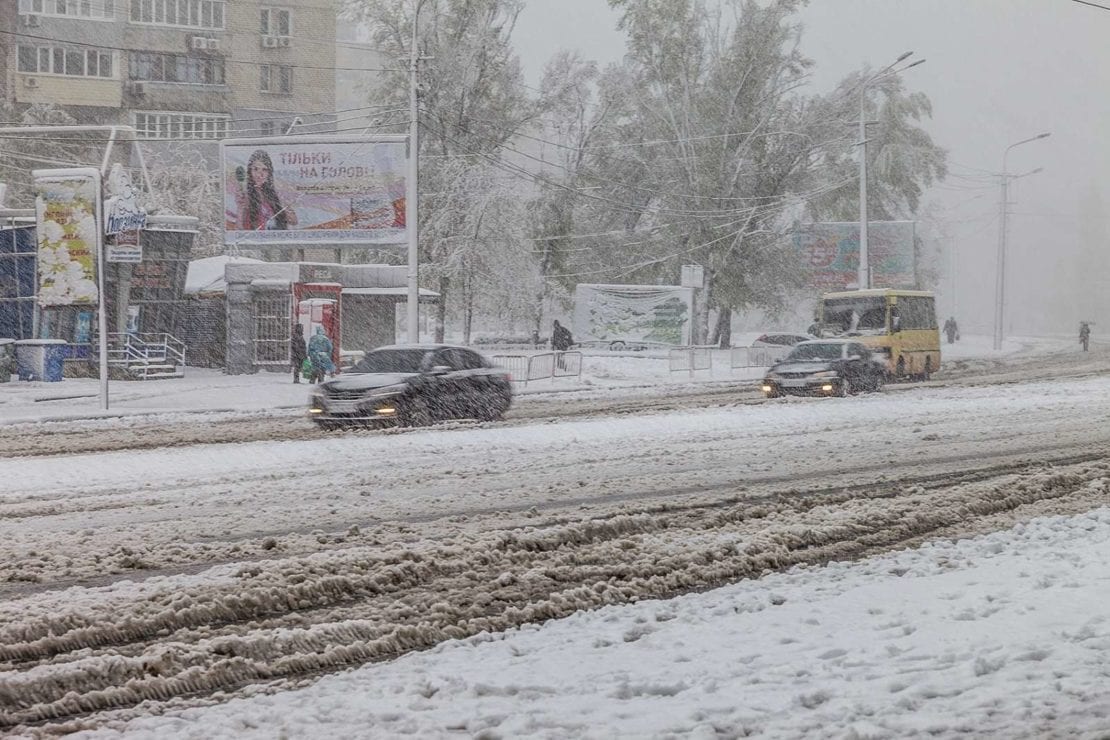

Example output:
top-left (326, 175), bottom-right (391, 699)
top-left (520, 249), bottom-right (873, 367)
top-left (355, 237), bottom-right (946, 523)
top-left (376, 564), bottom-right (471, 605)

top-left (923, 356), bottom-right (933, 381)
top-left (896, 357), bottom-right (906, 381)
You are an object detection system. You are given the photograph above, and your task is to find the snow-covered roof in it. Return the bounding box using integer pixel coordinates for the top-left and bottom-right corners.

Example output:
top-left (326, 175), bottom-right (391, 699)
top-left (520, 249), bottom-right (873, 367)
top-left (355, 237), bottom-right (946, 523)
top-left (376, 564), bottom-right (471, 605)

top-left (184, 255), bottom-right (263, 296)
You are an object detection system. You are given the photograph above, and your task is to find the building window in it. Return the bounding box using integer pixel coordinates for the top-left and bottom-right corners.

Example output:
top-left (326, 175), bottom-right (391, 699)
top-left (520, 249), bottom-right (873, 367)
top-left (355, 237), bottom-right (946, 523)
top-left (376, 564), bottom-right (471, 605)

top-left (260, 7), bottom-right (291, 36)
top-left (19, 0), bottom-right (115, 19)
top-left (132, 111), bottom-right (229, 140)
top-left (260, 64), bottom-right (292, 94)
top-left (17, 44), bottom-right (114, 77)
top-left (129, 0), bottom-right (224, 29)
top-left (131, 52), bottom-right (224, 85)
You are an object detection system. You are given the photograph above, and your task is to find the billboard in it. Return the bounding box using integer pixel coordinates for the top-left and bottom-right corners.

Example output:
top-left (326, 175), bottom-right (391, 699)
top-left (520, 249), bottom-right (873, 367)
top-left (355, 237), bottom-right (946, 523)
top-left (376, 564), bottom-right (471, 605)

top-left (33, 168), bottom-right (102, 306)
top-left (794, 221), bottom-right (916, 290)
top-left (221, 136), bottom-right (407, 248)
top-left (573, 284), bottom-right (694, 346)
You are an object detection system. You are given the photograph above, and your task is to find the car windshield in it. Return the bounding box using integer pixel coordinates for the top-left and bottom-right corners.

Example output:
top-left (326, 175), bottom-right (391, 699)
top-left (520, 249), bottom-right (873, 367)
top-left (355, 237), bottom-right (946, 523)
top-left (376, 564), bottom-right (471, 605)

top-left (787, 343), bottom-right (844, 362)
top-left (352, 349), bottom-right (429, 374)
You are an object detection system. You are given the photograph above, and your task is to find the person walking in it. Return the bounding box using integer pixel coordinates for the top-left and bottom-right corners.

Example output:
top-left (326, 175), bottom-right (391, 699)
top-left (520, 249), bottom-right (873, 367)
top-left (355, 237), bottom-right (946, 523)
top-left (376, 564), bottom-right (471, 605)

top-left (943, 317), bottom-right (960, 345)
top-left (307, 326), bottom-right (335, 383)
top-left (1080, 321), bottom-right (1091, 352)
top-left (551, 320), bottom-right (573, 370)
top-left (290, 323), bottom-right (307, 384)
top-left (551, 320), bottom-right (573, 351)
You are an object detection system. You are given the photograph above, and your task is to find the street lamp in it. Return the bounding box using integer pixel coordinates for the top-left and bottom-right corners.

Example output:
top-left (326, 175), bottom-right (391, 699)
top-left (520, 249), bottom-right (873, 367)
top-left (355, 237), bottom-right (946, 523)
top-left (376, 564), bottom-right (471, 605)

top-left (857, 54), bottom-right (925, 290)
top-left (993, 132), bottom-right (1050, 350)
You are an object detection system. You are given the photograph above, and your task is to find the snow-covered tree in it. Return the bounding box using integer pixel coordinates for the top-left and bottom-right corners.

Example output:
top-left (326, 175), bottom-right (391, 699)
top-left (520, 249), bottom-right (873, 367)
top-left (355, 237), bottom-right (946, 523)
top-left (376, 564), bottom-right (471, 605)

top-left (344, 0), bottom-right (539, 339)
top-left (142, 144), bottom-right (223, 257)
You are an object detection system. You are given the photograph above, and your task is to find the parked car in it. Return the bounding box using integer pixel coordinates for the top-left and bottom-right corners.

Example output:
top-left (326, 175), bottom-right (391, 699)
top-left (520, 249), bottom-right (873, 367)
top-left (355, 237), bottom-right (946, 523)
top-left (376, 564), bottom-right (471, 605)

top-left (761, 339), bottom-right (885, 398)
top-left (751, 333), bottom-right (814, 348)
top-left (309, 344), bottom-right (512, 429)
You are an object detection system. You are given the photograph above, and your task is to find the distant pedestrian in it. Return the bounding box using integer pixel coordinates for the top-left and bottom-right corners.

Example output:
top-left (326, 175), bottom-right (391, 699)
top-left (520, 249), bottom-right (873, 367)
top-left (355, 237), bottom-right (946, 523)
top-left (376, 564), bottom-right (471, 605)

top-left (290, 323), bottom-right (307, 384)
top-left (1080, 321), bottom-right (1091, 352)
top-left (943, 316), bottom-right (960, 344)
top-left (308, 326), bottom-right (335, 383)
top-left (552, 320), bottom-right (573, 370)
top-left (551, 320), bottom-right (573, 352)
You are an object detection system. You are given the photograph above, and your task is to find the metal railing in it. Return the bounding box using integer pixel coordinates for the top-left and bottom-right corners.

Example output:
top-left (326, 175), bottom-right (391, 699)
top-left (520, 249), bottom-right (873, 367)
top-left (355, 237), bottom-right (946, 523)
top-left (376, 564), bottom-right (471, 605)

top-left (668, 346), bottom-right (714, 376)
top-left (491, 351), bottom-right (583, 385)
top-left (729, 345), bottom-right (790, 369)
top-left (106, 332), bottom-right (186, 368)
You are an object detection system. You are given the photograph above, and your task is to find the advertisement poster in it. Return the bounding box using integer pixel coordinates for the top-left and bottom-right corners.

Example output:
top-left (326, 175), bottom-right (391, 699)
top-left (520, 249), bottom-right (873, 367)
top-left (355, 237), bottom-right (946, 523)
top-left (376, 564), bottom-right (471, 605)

top-left (573, 284), bottom-right (693, 346)
top-left (33, 168), bottom-right (102, 306)
top-left (794, 221), bottom-right (916, 290)
top-left (221, 136), bottom-right (407, 248)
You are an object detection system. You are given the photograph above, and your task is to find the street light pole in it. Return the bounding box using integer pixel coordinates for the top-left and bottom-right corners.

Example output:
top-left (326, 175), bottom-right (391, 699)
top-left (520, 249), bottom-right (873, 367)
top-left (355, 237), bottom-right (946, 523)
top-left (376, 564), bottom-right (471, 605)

top-left (857, 53), bottom-right (923, 290)
top-left (405, 0), bottom-right (425, 344)
top-left (993, 132), bottom-right (1050, 350)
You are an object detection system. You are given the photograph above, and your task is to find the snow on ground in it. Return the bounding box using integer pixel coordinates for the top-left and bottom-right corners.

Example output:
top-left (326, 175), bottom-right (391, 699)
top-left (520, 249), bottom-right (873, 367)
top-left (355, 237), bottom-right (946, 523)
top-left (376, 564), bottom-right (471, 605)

top-left (75, 506), bottom-right (1110, 740)
top-left (4, 332), bottom-right (1108, 738)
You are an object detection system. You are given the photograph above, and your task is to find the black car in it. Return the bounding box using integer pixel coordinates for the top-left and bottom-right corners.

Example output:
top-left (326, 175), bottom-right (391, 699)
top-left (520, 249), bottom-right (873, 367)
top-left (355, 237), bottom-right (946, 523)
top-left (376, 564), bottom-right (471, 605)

top-left (309, 344), bottom-right (512, 429)
top-left (761, 339), bottom-right (885, 398)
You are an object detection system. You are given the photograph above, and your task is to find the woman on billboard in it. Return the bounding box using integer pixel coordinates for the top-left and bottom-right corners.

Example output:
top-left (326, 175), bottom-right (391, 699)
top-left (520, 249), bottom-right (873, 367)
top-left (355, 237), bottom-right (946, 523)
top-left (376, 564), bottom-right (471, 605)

top-left (237, 150), bottom-right (298, 231)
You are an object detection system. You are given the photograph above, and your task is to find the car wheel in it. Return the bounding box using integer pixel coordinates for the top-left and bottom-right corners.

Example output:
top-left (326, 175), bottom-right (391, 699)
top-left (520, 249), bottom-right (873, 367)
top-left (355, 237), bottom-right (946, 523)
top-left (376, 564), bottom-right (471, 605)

top-left (609, 340), bottom-right (626, 351)
top-left (399, 398), bottom-right (433, 428)
top-left (477, 394), bottom-right (508, 422)
top-left (870, 372), bottom-right (884, 393)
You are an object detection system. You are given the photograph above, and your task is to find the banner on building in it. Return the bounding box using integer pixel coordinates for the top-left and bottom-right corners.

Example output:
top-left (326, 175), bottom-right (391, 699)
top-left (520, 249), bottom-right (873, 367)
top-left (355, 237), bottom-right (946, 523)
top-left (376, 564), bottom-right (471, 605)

top-left (573, 284), bottom-right (694, 346)
top-left (794, 221), bottom-right (916, 290)
top-left (33, 168), bottom-right (102, 306)
top-left (221, 135), bottom-right (408, 248)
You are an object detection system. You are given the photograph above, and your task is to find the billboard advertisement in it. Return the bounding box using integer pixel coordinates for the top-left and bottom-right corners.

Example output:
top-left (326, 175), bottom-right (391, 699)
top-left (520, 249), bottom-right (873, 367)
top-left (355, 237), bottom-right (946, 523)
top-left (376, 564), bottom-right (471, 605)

top-left (221, 136), bottom-right (407, 248)
top-left (794, 221), bottom-right (916, 290)
top-left (573, 284), bottom-right (694, 346)
top-left (33, 168), bottom-right (102, 306)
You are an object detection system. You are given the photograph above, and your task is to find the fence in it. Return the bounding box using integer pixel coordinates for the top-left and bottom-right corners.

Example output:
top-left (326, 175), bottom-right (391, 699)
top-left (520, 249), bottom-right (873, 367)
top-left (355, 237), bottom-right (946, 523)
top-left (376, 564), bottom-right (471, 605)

top-left (491, 351), bottom-right (582, 385)
top-left (729, 345), bottom-right (790, 369)
top-left (667, 346), bottom-right (714, 376)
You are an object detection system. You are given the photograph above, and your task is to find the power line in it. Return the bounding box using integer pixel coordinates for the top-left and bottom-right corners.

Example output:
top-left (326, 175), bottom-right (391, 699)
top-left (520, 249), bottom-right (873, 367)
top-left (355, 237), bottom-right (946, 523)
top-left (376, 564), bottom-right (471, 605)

top-left (419, 114), bottom-right (843, 215)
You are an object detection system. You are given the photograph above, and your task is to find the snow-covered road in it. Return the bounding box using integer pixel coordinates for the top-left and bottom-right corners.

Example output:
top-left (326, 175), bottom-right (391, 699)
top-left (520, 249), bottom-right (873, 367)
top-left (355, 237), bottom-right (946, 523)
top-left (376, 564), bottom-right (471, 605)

top-left (2, 352), bottom-right (1110, 733)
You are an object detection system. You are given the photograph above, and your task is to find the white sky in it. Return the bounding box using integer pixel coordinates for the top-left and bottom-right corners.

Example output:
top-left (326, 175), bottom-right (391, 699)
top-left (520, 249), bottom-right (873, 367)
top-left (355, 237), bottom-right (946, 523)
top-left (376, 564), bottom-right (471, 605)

top-left (515, 0), bottom-right (1110, 338)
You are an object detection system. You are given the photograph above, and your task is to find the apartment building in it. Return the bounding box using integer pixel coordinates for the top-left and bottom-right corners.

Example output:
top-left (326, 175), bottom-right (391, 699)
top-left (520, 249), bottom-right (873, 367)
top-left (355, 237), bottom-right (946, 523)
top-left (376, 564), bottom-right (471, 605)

top-left (3, 0), bottom-right (337, 144)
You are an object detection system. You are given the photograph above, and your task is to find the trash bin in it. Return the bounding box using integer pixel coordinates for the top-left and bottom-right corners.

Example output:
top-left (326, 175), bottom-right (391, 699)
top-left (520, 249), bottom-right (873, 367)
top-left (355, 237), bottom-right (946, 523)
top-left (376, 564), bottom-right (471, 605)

top-left (15, 339), bottom-right (67, 382)
top-left (0, 338), bottom-right (15, 383)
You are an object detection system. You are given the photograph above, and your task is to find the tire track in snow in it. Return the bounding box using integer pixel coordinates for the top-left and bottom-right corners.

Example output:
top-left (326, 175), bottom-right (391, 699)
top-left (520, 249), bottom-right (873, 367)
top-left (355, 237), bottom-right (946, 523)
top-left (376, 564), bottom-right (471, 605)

top-left (2, 456), bottom-right (1108, 730)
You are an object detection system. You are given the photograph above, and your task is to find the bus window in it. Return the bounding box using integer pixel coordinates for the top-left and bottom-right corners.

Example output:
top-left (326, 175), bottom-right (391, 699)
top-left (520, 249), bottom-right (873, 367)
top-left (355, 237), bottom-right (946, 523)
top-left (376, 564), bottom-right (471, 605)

top-left (822, 296), bottom-right (887, 335)
top-left (899, 297), bottom-right (937, 330)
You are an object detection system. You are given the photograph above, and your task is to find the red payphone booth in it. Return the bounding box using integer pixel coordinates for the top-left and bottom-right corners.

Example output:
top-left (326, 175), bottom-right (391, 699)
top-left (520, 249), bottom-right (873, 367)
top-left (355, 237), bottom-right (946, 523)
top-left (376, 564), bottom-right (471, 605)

top-left (294, 283), bottom-right (341, 372)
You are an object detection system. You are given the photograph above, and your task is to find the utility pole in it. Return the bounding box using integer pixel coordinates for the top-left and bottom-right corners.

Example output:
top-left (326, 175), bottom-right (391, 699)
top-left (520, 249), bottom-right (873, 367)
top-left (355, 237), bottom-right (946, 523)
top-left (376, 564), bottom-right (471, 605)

top-left (406, 0), bottom-right (426, 344)
top-left (857, 53), bottom-right (924, 290)
top-left (993, 133), bottom-right (1049, 350)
